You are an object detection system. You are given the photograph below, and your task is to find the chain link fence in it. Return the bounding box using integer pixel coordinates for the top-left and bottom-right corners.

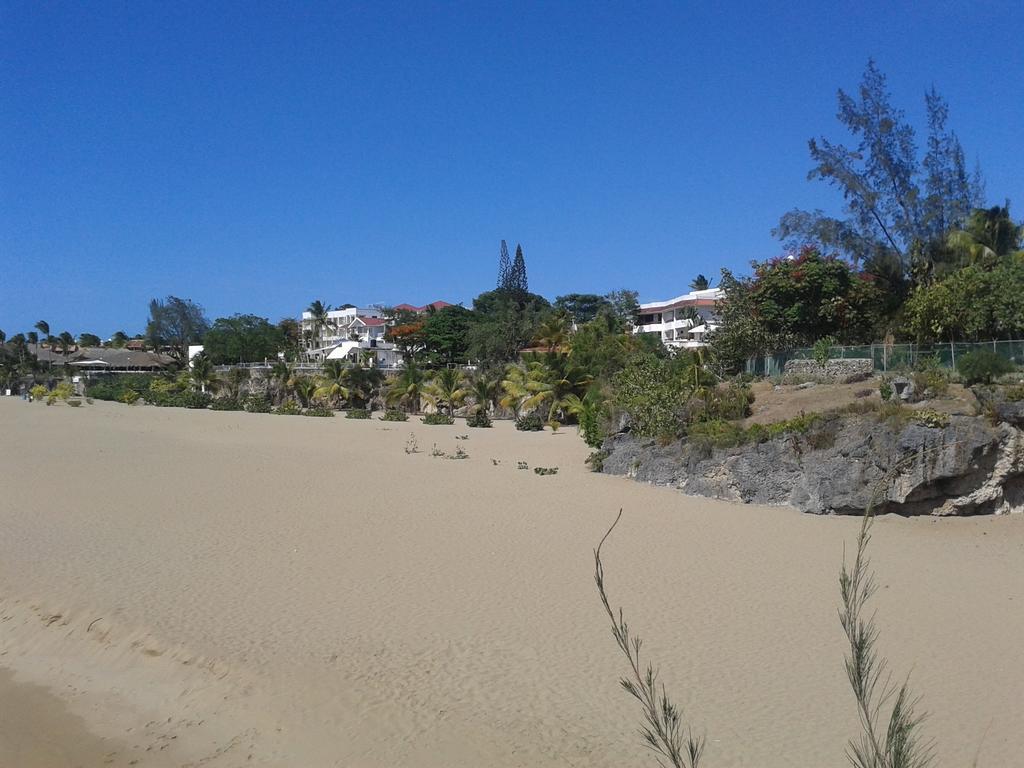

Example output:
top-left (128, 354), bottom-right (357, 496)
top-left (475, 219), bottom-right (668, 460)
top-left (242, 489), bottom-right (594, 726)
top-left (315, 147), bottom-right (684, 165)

top-left (746, 339), bottom-right (1024, 378)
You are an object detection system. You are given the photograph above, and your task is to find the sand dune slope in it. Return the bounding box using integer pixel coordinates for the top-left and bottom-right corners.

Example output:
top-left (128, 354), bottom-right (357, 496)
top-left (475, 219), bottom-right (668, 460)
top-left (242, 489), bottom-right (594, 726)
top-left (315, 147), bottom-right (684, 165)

top-left (1, 398), bottom-right (1022, 767)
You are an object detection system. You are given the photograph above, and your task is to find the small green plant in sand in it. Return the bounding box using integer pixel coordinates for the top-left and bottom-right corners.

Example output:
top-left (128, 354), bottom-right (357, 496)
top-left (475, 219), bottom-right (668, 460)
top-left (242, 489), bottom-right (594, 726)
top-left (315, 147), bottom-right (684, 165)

top-left (517, 460), bottom-right (529, 470)
top-left (405, 433), bottom-right (420, 454)
top-left (380, 409), bottom-right (409, 422)
top-left (449, 446), bottom-right (469, 460)
top-left (455, 434), bottom-right (469, 440)
top-left (30, 384), bottom-right (48, 402)
top-left (533, 466), bottom-right (558, 475)
top-left (431, 443), bottom-right (445, 458)
top-left (345, 408), bottom-right (371, 419)
top-left (586, 450), bottom-right (609, 473)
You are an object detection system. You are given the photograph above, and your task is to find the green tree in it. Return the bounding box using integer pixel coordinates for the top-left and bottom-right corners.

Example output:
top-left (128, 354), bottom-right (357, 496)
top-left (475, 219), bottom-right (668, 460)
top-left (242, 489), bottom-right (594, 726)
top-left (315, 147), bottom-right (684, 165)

top-left (78, 333), bottom-right (102, 347)
top-left (203, 314), bottom-right (285, 365)
top-left (689, 274), bottom-right (710, 291)
top-left (903, 257), bottom-right (1024, 341)
top-left (422, 368), bottom-right (468, 416)
top-left (946, 204), bottom-right (1023, 267)
top-left (709, 249), bottom-right (885, 372)
top-left (496, 240), bottom-right (512, 291)
top-left (421, 305), bottom-right (474, 365)
top-left (305, 300), bottom-right (331, 353)
top-left (774, 60), bottom-right (983, 280)
top-left (468, 289), bottom-right (551, 364)
top-left (189, 352), bottom-right (217, 394)
top-left (109, 331), bottom-right (129, 348)
top-left (57, 331), bottom-right (75, 357)
top-left (34, 320), bottom-right (49, 340)
top-left (604, 289), bottom-right (640, 329)
top-left (289, 375), bottom-right (317, 407)
top-left (467, 372), bottom-right (501, 415)
top-left (611, 355), bottom-right (688, 439)
top-left (554, 294), bottom-right (612, 325)
top-left (520, 353), bottom-right (593, 424)
top-left (385, 359), bottom-right (429, 412)
top-left (146, 296), bottom-right (210, 363)
top-left (532, 312), bottom-right (572, 353)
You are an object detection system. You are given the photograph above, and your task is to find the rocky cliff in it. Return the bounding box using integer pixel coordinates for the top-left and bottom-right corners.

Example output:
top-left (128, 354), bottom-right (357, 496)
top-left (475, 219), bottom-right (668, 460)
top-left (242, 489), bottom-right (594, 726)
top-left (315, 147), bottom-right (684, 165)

top-left (600, 410), bottom-right (1024, 516)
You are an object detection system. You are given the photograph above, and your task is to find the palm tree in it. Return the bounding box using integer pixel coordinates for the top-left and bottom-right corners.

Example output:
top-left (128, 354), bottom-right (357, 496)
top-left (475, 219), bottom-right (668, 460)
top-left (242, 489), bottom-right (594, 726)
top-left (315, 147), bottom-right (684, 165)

top-left (344, 365), bottom-right (384, 410)
top-left (190, 352), bottom-right (217, 394)
top-left (34, 320), bottom-right (49, 341)
top-left (110, 331), bottom-right (129, 348)
top-left (564, 387), bottom-right (605, 446)
top-left (290, 375), bottom-right (318, 408)
top-left (26, 331), bottom-right (38, 346)
top-left (533, 312), bottom-right (572, 353)
top-left (314, 362), bottom-right (350, 408)
top-left (500, 362), bottom-right (541, 418)
top-left (57, 331), bottom-right (75, 358)
top-left (220, 367), bottom-right (249, 399)
top-left (422, 368), bottom-right (467, 416)
top-left (522, 354), bottom-right (593, 424)
top-left (947, 204), bottom-right (1023, 267)
top-left (0, 329), bottom-right (5, 345)
top-left (385, 359), bottom-right (428, 412)
top-left (690, 274), bottom-right (711, 291)
top-left (468, 372), bottom-right (501, 415)
top-left (306, 300), bottom-right (331, 357)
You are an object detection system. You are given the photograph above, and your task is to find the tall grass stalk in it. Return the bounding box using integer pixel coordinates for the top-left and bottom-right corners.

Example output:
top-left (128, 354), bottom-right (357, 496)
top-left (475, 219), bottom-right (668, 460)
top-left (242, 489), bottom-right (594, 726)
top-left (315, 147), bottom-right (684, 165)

top-left (839, 487), bottom-right (934, 768)
top-left (594, 509), bottom-right (705, 768)
top-left (597, 442), bottom-right (947, 767)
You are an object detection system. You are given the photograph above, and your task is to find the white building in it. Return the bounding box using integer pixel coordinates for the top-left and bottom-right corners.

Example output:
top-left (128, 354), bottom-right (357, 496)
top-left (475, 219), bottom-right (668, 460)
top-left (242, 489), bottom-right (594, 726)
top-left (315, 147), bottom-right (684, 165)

top-left (634, 287), bottom-right (723, 349)
top-left (300, 306), bottom-right (402, 368)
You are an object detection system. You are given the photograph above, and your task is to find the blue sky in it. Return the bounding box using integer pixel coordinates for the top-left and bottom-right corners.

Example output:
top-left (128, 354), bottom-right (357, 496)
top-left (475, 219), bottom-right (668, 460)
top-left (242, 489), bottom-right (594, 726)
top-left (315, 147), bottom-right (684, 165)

top-left (2, 1), bottom-right (1022, 337)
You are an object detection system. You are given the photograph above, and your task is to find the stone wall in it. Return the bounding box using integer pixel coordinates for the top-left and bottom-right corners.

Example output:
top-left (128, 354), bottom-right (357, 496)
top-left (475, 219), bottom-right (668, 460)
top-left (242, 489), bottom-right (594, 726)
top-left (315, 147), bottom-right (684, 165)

top-left (783, 358), bottom-right (874, 382)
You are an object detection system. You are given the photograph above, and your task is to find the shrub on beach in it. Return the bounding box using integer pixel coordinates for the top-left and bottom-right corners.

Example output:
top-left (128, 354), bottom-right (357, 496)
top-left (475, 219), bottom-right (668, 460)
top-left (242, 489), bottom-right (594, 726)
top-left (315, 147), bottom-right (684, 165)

top-left (273, 399), bottom-right (302, 415)
top-left (422, 412), bottom-right (454, 425)
top-left (466, 411), bottom-right (492, 428)
top-left (243, 394), bottom-right (272, 413)
top-left (211, 397), bottom-right (244, 411)
top-left (380, 409), bottom-right (409, 422)
top-left (515, 412), bottom-right (545, 431)
top-left (345, 408), bottom-right (371, 419)
top-left (119, 388), bottom-right (141, 404)
top-left (29, 384), bottom-right (48, 402)
top-left (86, 374), bottom-right (157, 402)
top-left (303, 406), bottom-right (334, 417)
top-left (46, 381), bottom-right (75, 404)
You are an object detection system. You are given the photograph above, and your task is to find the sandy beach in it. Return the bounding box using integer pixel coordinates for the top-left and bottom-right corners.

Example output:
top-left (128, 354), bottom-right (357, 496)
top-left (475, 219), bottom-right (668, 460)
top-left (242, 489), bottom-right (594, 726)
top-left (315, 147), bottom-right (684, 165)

top-left (1, 397), bottom-right (1021, 767)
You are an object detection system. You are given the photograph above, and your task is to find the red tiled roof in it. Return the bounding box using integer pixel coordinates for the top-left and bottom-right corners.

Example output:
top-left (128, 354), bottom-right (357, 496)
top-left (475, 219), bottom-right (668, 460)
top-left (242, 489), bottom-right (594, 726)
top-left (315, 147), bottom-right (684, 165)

top-left (393, 300), bottom-right (453, 313)
top-left (357, 317), bottom-right (386, 326)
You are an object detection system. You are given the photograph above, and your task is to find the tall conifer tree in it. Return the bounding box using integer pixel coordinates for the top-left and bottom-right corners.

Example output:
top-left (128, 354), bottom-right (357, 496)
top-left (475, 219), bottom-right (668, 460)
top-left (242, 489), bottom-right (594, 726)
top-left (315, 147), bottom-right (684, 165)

top-left (496, 240), bottom-right (511, 290)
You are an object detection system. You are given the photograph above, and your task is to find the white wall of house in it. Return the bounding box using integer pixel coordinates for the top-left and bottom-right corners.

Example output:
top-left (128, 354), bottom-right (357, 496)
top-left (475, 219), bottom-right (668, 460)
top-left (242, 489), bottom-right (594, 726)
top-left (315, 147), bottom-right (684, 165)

top-left (633, 287), bottom-right (723, 349)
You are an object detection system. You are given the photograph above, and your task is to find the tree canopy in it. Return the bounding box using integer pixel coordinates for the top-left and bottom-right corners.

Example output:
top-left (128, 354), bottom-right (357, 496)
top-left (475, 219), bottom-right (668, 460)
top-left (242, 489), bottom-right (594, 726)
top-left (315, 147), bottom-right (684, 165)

top-left (774, 60), bottom-right (983, 282)
top-left (145, 296), bottom-right (210, 363)
top-left (203, 314), bottom-right (285, 364)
